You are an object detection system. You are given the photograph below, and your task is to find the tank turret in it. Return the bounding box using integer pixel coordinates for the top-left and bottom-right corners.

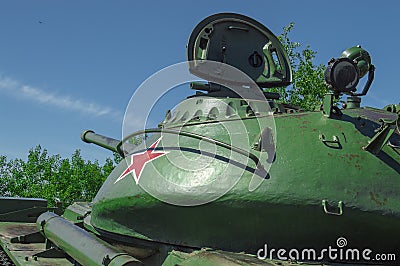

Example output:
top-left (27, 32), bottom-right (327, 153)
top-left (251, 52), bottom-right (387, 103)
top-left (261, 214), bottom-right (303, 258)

top-left (0, 12), bottom-right (399, 266)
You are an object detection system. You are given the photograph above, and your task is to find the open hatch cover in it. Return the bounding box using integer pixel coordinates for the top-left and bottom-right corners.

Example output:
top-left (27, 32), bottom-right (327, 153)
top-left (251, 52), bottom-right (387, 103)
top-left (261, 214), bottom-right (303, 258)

top-left (187, 13), bottom-right (292, 88)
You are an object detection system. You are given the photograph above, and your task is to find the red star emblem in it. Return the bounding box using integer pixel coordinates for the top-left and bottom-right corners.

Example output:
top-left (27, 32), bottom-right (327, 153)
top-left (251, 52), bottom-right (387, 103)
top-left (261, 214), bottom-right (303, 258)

top-left (114, 137), bottom-right (167, 184)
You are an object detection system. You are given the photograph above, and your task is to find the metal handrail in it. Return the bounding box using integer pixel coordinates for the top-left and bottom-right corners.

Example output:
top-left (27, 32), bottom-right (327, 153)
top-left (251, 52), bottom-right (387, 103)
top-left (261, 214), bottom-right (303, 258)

top-left (120, 128), bottom-right (264, 171)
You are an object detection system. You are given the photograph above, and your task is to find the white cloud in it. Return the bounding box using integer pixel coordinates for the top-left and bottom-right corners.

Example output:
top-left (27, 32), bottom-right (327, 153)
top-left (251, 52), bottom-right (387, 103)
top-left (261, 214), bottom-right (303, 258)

top-left (0, 75), bottom-right (122, 119)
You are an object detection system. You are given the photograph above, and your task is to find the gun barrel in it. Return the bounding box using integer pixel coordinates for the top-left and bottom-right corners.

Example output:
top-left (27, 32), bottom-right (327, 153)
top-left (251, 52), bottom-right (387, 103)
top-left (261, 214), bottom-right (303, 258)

top-left (81, 130), bottom-right (122, 155)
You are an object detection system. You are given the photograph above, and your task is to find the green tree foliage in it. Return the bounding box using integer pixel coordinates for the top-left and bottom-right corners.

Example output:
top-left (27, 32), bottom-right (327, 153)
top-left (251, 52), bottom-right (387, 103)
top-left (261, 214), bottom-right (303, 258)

top-left (270, 22), bottom-right (328, 111)
top-left (0, 146), bottom-right (116, 207)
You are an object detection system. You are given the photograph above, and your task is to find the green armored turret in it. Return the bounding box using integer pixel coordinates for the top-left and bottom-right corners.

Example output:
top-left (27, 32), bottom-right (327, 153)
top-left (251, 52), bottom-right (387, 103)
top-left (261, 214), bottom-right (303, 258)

top-left (0, 13), bottom-right (399, 266)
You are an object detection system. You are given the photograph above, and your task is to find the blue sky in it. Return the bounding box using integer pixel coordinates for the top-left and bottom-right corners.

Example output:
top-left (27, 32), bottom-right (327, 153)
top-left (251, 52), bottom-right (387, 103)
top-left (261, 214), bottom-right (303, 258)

top-left (0, 1), bottom-right (399, 162)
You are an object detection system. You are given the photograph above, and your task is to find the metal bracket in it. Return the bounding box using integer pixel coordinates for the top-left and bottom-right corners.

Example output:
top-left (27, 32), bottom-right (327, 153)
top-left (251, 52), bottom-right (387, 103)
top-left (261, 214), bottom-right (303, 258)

top-left (319, 134), bottom-right (342, 149)
top-left (363, 118), bottom-right (397, 155)
top-left (323, 93), bottom-right (334, 117)
top-left (322, 200), bottom-right (343, 216)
